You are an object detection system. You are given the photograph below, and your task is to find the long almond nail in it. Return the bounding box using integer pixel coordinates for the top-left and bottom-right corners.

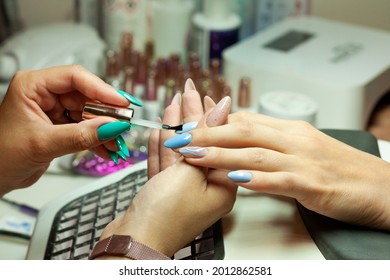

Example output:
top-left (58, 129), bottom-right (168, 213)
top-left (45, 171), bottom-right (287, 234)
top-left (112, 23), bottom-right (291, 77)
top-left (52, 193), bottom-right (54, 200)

top-left (175, 121), bottom-right (198, 134)
top-left (163, 133), bottom-right (192, 149)
top-left (97, 121), bottom-right (131, 140)
top-left (117, 89), bottom-right (143, 107)
top-left (115, 135), bottom-right (130, 157)
top-left (171, 93), bottom-right (182, 105)
top-left (179, 146), bottom-right (207, 157)
top-left (206, 96), bottom-right (231, 127)
top-left (184, 78), bottom-right (196, 92)
top-left (228, 170), bottom-right (252, 183)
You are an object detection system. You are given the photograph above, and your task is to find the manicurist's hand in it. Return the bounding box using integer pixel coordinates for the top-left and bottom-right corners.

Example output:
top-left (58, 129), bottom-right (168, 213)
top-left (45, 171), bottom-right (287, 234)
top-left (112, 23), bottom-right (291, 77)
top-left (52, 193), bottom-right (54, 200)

top-left (0, 65), bottom-right (136, 195)
top-left (169, 111), bottom-right (390, 231)
top-left (98, 80), bottom-right (237, 258)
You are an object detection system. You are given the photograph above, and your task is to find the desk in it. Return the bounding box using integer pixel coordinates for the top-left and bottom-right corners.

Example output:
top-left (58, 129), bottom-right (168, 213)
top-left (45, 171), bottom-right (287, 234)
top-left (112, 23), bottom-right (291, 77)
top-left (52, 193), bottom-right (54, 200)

top-left (1, 140), bottom-right (390, 260)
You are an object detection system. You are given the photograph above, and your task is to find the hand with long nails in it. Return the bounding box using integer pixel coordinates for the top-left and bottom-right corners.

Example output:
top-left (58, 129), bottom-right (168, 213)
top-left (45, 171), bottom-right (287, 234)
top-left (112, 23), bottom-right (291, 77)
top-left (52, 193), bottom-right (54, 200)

top-left (166, 109), bottom-right (390, 231)
top-left (0, 65), bottom-right (140, 195)
top-left (98, 79), bottom-right (238, 258)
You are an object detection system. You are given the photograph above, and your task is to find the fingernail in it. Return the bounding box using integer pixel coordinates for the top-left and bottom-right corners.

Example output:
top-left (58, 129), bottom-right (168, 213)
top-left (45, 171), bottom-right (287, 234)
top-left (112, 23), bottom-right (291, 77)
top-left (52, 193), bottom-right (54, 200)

top-left (204, 95), bottom-right (216, 112)
top-left (206, 96), bottom-right (231, 127)
top-left (117, 89), bottom-right (143, 107)
top-left (184, 78), bottom-right (196, 92)
top-left (108, 151), bottom-right (119, 165)
top-left (171, 92), bottom-right (182, 105)
top-left (115, 135), bottom-right (130, 157)
top-left (228, 170), bottom-right (252, 183)
top-left (163, 133), bottom-right (192, 149)
top-left (117, 151), bottom-right (127, 161)
top-left (176, 121), bottom-right (198, 134)
top-left (179, 146), bottom-right (207, 157)
top-left (97, 121), bottom-right (131, 140)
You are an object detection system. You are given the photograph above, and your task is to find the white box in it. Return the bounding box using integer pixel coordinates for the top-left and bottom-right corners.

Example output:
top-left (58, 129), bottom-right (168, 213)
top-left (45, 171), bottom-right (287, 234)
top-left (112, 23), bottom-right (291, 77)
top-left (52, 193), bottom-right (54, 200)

top-left (223, 16), bottom-right (390, 129)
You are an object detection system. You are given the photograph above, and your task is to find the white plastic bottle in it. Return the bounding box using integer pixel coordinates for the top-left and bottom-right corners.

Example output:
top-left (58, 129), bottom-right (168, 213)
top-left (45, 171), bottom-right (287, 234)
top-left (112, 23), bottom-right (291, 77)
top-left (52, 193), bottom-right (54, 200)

top-left (151, 0), bottom-right (194, 62)
top-left (102, 0), bottom-right (148, 52)
top-left (189, 0), bottom-right (241, 68)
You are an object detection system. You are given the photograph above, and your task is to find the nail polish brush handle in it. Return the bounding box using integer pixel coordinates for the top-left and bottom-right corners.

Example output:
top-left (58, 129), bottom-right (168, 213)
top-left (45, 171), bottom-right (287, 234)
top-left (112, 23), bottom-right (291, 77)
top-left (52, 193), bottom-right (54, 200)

top-left (82, 102), bottom-right (183, 131)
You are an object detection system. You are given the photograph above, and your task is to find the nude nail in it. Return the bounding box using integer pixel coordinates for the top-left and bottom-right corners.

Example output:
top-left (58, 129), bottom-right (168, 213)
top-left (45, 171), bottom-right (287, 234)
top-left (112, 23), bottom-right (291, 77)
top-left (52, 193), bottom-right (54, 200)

top-left (184, 78), bottom-right (196, 92)
top-left (171, 92), bottom-right (182, 105)
top-left (206, 96), bottom-right (231, 127)
top-left (204, 96), bottom-right (216, 112)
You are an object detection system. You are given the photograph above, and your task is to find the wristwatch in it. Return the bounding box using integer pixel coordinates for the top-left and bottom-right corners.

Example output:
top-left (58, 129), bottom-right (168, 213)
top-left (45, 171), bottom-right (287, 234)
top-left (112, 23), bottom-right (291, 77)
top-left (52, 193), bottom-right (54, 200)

top-left (89, 235), bottom-right (172, 260)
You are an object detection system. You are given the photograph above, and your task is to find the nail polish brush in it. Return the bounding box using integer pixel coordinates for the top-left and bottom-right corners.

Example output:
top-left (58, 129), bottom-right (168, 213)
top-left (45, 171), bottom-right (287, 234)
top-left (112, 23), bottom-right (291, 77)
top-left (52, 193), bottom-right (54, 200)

top-left (82, 101), bottom-right (183, 131)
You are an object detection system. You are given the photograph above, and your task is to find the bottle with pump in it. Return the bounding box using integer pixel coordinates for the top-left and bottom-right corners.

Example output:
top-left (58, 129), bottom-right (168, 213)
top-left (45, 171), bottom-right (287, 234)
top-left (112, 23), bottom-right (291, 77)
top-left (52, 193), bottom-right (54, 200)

top-left (189, 0), bottom-right (241, 68)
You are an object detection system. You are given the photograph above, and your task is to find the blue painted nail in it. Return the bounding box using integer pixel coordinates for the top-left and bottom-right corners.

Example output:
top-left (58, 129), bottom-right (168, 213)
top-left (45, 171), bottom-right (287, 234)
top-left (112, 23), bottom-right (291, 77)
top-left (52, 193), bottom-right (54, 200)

top-left (179, 146), bottom-right (207, 157)
top-left (108, 151), bottom-right (119, 165)
top-left (117, 89), bottom-right (143, 107)
top-left (228, 171), bottom-right (252, 183)
top-left (163, 133), bottom-right (192, 149)
top-left (115, 135), bottom-right (130, 157)
top-left (97, 121), bottom-right (131, 140)
top-left (176, 121), bottom-right (198, 134)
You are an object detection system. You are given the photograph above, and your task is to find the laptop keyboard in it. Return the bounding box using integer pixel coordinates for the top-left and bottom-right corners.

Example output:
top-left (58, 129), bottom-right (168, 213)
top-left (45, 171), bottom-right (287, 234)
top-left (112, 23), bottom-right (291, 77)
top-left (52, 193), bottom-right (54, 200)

top-left (43, 168), bottom-right (224, 260)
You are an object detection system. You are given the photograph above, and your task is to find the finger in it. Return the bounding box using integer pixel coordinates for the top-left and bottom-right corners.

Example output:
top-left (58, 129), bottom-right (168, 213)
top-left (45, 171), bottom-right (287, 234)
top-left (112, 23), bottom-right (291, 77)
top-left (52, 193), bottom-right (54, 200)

top-left (90, 145), bottom-right (112, 160)
top-left (103, 139), bottom-right (119, 152)
top-left (59, 91), bottom-right (88, 112)
top-left (46, 99), bottom-right (67, 124)
top-left (33, 65), bottom-right (130, 106)
top-left (228, 111), bottom-right (314, 135)
top-left (188, 122), bottom-right (288, 152)
top-left (42, 117), bottom-right (128, 159)
top-left (180, 147), bottom-right (290, 172)
top-left (207, 169), bottom-right (237, 191)
top-left (205, 169), bottom-right (238, 213)
top-left (67, 110), bottom-right (83, 122)
top-left (148, 128), bottom-right (161, 178)
top-left (159, 94), bottom-right (182, 170)
top-left (228, 170), bottom-right (303, 198)
top-left (182, 79), bottom-right (204, 123)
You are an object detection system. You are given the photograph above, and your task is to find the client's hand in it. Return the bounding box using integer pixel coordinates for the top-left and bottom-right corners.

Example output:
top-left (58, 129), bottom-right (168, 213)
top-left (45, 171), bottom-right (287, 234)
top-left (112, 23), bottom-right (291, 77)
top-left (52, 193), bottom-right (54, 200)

top-left (0, 65), bottom-right (133, 195)
top-left (172, 112), bottom-right (390, 231)
top-left (99, 80), bottom-right (237, 258)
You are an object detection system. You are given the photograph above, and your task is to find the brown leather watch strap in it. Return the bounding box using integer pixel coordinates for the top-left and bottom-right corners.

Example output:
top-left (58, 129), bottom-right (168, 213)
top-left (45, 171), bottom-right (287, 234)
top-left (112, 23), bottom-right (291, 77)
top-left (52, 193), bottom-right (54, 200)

top-left (89, 235), bottom-right (172, 260)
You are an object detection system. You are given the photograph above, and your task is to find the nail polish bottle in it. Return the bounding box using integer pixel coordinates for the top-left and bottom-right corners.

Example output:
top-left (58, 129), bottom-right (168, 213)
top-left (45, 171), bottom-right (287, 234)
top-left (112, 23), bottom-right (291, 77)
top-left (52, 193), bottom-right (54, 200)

top-left (143, 68), bottom-right (160, 121)
top-left (120, 32), bottom-right (133, 70)
top-left (236, 76), bottom-right (257, 113)
top-left (155, 57), bottom-right (168, 112)
top-left (104, 50), bottom-right (123, 90)
top-left (189, 0), bottom-right (241, 69)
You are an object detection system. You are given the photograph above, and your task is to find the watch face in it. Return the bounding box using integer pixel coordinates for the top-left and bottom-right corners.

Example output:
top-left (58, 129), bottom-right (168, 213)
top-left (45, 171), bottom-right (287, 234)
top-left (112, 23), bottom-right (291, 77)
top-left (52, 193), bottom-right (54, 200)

top-left (107, 235), bottom-right (132, 255)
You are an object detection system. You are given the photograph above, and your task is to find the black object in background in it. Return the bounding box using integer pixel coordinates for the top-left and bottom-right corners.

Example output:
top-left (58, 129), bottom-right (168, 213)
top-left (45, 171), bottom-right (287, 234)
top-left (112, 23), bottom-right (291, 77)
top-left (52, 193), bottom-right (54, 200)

top-left (297, 129), bottom-right (390, 260)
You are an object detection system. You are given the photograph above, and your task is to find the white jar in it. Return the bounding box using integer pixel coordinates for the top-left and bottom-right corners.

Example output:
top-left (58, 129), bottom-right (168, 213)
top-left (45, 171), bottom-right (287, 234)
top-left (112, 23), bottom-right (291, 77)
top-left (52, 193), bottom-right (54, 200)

top-left (258, 91), bottom-right (318, 126)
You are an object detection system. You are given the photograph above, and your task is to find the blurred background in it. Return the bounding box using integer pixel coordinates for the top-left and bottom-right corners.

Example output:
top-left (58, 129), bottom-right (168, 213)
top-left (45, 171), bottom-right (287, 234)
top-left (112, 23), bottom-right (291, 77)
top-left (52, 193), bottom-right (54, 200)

top-left (2, 0), bottom-right (390, 175)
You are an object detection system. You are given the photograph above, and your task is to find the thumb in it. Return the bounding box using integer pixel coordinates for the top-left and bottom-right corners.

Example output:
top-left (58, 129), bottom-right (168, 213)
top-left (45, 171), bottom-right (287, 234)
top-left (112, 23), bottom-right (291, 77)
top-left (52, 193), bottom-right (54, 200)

top-left (46, 118), bottom-right (130, 158)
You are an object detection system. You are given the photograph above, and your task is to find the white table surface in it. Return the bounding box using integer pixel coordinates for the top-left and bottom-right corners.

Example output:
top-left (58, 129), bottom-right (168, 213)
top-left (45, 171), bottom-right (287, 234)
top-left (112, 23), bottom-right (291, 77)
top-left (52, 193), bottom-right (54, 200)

top-left (1, 140), bottom-right (390, 260)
